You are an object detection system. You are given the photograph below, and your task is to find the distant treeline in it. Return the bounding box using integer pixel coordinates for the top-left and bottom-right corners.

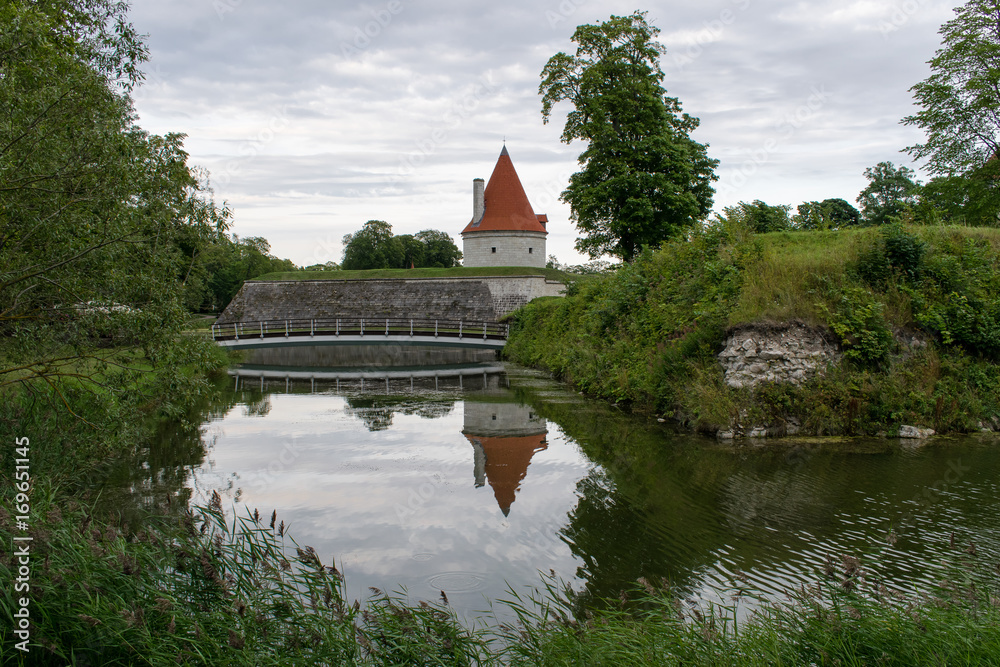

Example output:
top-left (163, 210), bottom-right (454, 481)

top-left (182, 222), bottom-right (463, 312)
top-left (340, 220), bottom-right (462, 270)
top-left (717, 160), bottom-right (1000, 233)
top-left (180, 233), bottom-right (296, 313)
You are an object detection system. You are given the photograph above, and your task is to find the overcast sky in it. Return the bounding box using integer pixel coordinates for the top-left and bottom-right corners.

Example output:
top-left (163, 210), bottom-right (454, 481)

top-left (127, 0), bottom-right (958, 267)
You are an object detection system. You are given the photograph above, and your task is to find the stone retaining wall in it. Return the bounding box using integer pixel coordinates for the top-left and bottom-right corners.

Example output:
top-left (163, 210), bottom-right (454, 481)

top-left (216, 276), bottom-right (564, 324)
top-left (480, 276), bottom-right (564, 317)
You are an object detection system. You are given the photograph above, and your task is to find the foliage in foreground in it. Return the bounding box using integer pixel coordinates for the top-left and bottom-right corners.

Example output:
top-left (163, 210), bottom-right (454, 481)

top-left (1, 490), bottom-right (997, 665)
top-left (504, 223), bottom-right (1000, 435)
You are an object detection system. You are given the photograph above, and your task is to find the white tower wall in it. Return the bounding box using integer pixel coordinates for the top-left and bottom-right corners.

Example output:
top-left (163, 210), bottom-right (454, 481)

top-left (463, 231), bottom-right (547, 268)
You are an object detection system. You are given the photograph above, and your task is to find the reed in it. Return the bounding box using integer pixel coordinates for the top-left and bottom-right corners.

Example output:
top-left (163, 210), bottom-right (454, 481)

top-left (2, 486), bottom-right (996, 665)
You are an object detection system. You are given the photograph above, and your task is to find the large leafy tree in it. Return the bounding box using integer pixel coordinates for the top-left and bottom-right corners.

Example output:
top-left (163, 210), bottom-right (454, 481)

top-left (0, 0), bottom-right (230, 391)
top-left (903, 0), bottom-right (1000, 176)
top-left (342, 221), bottom-right (403, 270)
top-left (539, 11), bottom-right (718, 262)
top-left (190, 235), bottom-right (296, 312)
top-left (856, 162), bottom-right (921, 226)
top-left (916, 161), bottom-right (1000, 225)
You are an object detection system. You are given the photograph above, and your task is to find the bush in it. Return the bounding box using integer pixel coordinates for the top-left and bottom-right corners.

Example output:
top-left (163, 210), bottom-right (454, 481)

top-left (911, 234), bottom-right (1000, 359)
top-left (856, 223), bottom-right (926, 286)
top-left (821, 287), bottom-right (894, 367)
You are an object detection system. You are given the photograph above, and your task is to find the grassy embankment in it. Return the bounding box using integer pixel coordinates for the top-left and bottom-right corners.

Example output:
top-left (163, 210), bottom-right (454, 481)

top-left (504, 223), bottom-right (1000, 436)
top-left (256, 265), bottom-right (575, 282)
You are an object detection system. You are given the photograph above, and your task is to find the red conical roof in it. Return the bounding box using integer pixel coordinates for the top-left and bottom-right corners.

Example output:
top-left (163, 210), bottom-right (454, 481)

top-left (462, 146), bottom-right (548, 235)
top-left (464, 433), bottom-right (547, 516)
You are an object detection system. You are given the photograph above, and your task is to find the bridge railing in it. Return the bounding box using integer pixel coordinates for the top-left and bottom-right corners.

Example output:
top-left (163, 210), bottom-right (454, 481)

top-left (210, 317), bottom-right (509, 343)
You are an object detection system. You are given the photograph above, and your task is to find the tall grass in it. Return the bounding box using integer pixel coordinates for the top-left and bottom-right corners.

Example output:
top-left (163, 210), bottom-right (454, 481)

top-left (729, 229), bottom-right (875, 325)
top-left (3, 487), bottom-right (997, 665)
top-left (0, 488), bottom-right (492, 665)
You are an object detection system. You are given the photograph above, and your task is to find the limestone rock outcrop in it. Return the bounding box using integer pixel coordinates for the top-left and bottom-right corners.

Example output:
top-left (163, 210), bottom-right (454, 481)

top-left (718, 322), bottom-right (840, 389)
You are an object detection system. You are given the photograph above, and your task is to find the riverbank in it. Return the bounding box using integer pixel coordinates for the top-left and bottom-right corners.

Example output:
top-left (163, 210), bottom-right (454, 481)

top-left (504, 222), bottom-right (1000, 439)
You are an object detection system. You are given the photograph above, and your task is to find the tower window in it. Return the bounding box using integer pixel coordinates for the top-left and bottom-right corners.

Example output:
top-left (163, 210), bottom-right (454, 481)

top-left (491, 247), bottom-right (496, 253)
top-left (528, 247), bottom-right (533, 253)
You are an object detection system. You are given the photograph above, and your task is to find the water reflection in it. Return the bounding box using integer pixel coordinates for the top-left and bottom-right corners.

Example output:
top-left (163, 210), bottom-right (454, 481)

top-left (464, 401), bottom-right (548, 516)
top-left (242, 344), bottom-right (499, 368)
top-left (102, 346), bottom-right (1000, 623)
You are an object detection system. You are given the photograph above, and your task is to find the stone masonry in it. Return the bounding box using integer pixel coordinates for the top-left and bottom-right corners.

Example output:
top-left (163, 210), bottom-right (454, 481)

top-left (718, 322), bottom-right (840, 388)
top-left (216, 276), bottom-right (564, 325)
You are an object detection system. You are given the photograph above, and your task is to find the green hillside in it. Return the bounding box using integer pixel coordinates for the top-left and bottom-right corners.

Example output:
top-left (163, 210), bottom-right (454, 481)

top-left (504, 223), bottom-right (1000, 436)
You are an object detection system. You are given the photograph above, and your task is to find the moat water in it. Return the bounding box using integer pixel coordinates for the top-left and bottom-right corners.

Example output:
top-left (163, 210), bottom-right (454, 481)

top-left (108, 345), bottom-right (1000, 621)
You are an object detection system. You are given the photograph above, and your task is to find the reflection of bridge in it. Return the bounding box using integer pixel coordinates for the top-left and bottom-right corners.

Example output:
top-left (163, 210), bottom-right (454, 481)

top-left (229, 364), bottom-right (506, 394)
top-left (213, 318), bottom-right (508, 350)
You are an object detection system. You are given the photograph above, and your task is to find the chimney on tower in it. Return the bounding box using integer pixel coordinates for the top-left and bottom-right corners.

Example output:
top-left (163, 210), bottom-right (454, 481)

top-left (472, 178), bottom-right (485, 224)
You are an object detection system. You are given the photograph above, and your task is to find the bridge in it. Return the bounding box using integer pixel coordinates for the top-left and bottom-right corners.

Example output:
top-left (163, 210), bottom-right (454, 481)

top-left (212, 317), bottom-right (509, 350)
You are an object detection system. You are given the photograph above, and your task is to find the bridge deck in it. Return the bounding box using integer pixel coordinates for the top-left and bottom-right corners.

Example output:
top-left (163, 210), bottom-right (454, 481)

top-left (213, 317), bottom-right (509, 350)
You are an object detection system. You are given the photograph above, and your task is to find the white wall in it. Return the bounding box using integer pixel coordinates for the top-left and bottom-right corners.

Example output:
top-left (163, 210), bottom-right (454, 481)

top-left (463, 231), bottom-right (547, 268)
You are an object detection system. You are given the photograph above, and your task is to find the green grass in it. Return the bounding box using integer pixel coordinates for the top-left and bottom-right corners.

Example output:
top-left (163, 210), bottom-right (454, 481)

top-left (184, 314), bottom-right (219, 331)
top-left (732, 225), bottom-right (1000, 326)
top-left (731, 228), bottom-right (875, 325)
top-left (255, 266), bottom-right (575, 282)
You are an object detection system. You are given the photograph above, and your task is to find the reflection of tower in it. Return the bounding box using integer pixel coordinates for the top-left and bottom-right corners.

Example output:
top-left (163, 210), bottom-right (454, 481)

top-left (463, 402), bottom-right (547, 516)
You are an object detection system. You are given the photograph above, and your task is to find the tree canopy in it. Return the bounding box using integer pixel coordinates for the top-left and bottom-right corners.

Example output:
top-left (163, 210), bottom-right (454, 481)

top-left (0, 0), bottom-right (240, 391)
top-left (915, 161), bottom-right (1000, 226)
top-left (719, 201), bottom-right (792, 234)
top-left (415, 229), bottom-right (464, 268)
top-left (341, 222), bottom-right (461, 270)
top-left (857, 162), bottom-right (921, 226)
top-left (903, 0), bottom-right (1000, 176)
top-left (793, 198), bottom-right (861, 230)
top-left (539, 11), bottom-right (718, 262)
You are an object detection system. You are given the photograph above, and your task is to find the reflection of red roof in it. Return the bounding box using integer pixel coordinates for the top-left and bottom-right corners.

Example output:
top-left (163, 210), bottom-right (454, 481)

top-left (462, 147), bottom-right (548, 235)
top-left (465, 433), bottom-right (547, 516)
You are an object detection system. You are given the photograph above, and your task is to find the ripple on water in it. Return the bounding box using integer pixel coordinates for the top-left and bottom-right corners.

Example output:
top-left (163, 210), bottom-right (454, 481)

top-left (426, 571), bottom-right (487, 593)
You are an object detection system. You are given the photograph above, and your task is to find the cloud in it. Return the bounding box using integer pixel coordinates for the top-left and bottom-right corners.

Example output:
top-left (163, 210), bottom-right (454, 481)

top-left (128, 0), bottom-right (961, 263)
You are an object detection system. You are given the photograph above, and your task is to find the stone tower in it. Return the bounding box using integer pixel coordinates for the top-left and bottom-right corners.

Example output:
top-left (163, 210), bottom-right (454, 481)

top-left (461, 146), bottom-right (548, 268)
